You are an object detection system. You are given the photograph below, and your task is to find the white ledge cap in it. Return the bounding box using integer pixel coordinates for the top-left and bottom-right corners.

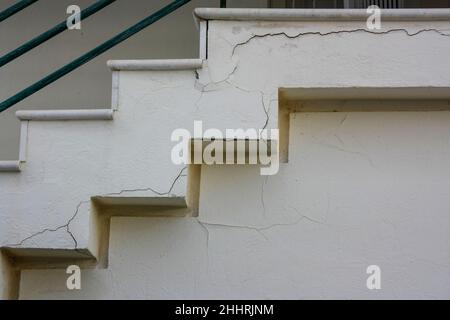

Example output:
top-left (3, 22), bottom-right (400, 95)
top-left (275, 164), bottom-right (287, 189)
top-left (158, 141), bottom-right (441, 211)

top-left (194, 8), bottom-right (450, 22)
top-left (0, 161), bottom-right (21, 172)
top-left (279, 86), bottom-right (450, 100)
top-left (16, 109), bottom-right (114, 121)
top-left (107, 59), bottom-right (203, 71)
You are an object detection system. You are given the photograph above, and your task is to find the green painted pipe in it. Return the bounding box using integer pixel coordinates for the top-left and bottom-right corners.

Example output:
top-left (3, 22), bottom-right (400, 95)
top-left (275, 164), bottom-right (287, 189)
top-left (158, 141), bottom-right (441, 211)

top-left (0, 0), bottom-right (192, 113)
top-left (0, 0), bottom-right (117, 68)
top-left (0, 0), bottom-right (38, 23)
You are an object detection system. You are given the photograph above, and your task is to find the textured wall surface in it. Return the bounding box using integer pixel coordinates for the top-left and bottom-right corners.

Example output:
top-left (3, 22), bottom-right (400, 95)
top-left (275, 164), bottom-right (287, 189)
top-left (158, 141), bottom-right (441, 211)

top-left (1, 9), bottom-right (450, 299)
top-left (20, 111), bottom-right (450, 299)
top-left (0, 0), bottom-right (218, 160)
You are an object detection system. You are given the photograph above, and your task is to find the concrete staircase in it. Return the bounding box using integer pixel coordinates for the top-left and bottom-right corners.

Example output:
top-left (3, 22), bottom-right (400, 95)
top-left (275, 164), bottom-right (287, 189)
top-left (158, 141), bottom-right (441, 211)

top-left (2, 8), bottom-right (450, 299)
top-left (0, 58), bottom-right (204, 299)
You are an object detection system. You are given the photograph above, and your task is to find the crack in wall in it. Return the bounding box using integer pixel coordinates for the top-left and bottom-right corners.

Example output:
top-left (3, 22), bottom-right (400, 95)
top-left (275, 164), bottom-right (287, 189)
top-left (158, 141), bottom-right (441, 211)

top-left (193, 56), bottom-right (241, 113)
top-left (3, 166), bottom-right (188, 250)
top-left (196, 204), bottom-right (328, 249)
top-left (8, 26), bottom-right (427, 251)
top-left (104, 166), bottom-right (187, 197)
top-left (223, 82), bottom-right (276, 132)
top-left (194, 64), bottom-right (238, 95)
top-left (196, 28), bottom-right (450, 141)
top-left (194, 53), bottom-right (279, 131)
top-left (194, 72), bottom-right (273, 132)
top-left (340, 113), bottom-right (349, 126)
top-left (8, 26), bottom-right (435, 250)
top-left (66, 200), bottom-right (89, 252)
top-left (231, 28), bottom-right (450, 56)
top-left (196, 210), bottom-right (326, 243)
top-left (315, 140), bottom-right (376, 168)
top-left (260, 92), bottom-right (270, 131)
top-left (4, 200), bottom-right (89, 250)
top-left (260, 176), bottom-right (268, 217)
top-left (195, 219), bottom-right (210, 266)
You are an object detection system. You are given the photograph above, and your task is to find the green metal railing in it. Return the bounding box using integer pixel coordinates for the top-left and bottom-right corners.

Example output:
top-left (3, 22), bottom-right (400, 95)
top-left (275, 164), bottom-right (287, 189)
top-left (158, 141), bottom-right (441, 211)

top-left (0, 0), bottom-right (38, 23)
top-left (0, 0), bottom-right (191, 114)
top-left (0, 0), bottom-right (116, 68)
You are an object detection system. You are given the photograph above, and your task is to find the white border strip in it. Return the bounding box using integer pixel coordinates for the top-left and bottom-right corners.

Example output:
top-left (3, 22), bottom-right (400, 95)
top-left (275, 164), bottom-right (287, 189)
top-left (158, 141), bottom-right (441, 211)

top-left (107, 59), bottom-right (203, 71)
top-left (16, 109), bottom-right (114, 121)
top-left (279, 86), bottom-right (450, 100)
top-left (19, 121), bottom-right (28, 162)
top-left (111, 71), bottom-right (120, 111)
top-left (0, 161), bottom-right (21, 172)
top-left (194, 8), bottom-right (450, 22)
top-left (199, 21), bottom-right (208, 61)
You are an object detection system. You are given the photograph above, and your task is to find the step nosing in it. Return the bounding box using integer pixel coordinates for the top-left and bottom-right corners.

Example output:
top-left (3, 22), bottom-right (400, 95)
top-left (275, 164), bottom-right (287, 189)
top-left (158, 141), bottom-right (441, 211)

top-left (194, 8), bottom-right (450, 22)
top-left (0, 161), bottom-right (21, 172)
top-left (16, 109), bottom-right (114, 121)
top-left (107, 59), bottom-right (203, 71)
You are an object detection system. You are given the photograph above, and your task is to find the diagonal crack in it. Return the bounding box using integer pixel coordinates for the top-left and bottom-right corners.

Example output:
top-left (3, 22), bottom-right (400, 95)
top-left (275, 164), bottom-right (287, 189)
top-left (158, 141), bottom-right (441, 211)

top-left (260, 91), bottom-right (270, 131)
top-left (194, 68), bottom-right (275, 132)
top-left (195, 28), bottom-right (449, 143)
top-left (4, 167), bottom-right (188, 250)
top-left (10, 28), bottom-right (431, 252)
top-left (224, 83), bottom-right (276, 131)
top-left (195, 219), bottom-right (210, 265)
top-left (196, 208), bottom-right (327, 242)
top-left (5, 200), bottom-right (89, 250)
top-left (104, 166), bottom-right (187, 197)
top-left (197, 219), bottom-right (270, 241)
top-left (194, 64), bottom-right (239, 95)
top-left (315, 140), bottom-right (376, 168)
top-left (260, 176), bottom-right (268, 217)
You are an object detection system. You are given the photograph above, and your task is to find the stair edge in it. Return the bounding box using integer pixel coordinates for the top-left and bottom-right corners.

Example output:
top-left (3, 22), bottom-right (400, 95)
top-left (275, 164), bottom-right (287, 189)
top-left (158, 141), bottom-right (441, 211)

top-left (16, 109), bottom-right (114, 121)
top-left (0, 161), bottom-right (21, 172)
top-left (194, 8), bottom-right (450, 22)
top-left (107, 59), bottom-right (203, 71)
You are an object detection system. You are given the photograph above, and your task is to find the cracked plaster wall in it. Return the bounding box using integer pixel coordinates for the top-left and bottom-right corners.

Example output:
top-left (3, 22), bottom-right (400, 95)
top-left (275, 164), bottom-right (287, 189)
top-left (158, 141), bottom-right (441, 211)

top-left (5, 17), bottom-right (450, 298)
top-left (0, 70), bottom-right (199, 252)
top-left (20, 111), bottom-right (450, 299)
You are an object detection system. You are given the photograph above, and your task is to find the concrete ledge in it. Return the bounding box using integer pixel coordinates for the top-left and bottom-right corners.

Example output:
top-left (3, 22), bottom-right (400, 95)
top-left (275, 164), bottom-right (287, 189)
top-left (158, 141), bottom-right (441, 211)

top-left (0, 161), bottom-right (21, 172)
top-left (194, 8), bottom-right (450, 22)
top-left (107, 59), bottom-right (203, 71)
top-left (2, 248), bottom-right (96, 270)
top-left (190, 139), bottom-right (277, 164)
top-left (278, 86), bottom-right (450, 164)
top-left (16, 109), bottom-right (114, 121)
top-left (279, 86), bottom-right (450, 101)
top-left (93, 196), bottom-right (187, 208)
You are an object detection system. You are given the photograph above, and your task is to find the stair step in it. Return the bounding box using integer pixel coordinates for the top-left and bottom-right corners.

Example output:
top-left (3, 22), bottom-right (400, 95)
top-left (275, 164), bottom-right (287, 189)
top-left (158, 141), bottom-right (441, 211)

top-left (3, 248), bottom-right (95, 268)
top-left (0, 161), bottom-right (21, 172)
top-left (16, 109), bottom-right (114, 121)
top-left (107, 59), bottom-right (203, 71)
top-left (194, 8), bottom-right (450, 22)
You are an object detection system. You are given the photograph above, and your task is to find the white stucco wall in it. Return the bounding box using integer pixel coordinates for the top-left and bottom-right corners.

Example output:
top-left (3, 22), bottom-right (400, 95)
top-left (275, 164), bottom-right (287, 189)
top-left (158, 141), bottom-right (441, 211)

top-left (20, 111), bottom-right (450, 299)
top-left (0, 0), bottom-right (268, 160)
top-left (1, 8), bottom-right (450, 299)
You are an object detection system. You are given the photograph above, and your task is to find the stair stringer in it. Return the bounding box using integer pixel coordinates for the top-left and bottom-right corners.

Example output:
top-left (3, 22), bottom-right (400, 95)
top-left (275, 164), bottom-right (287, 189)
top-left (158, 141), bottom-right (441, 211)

top-left (0, 60), bottom-right (205, 299)
top-left (3, 8), bottom-right (450, 300)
